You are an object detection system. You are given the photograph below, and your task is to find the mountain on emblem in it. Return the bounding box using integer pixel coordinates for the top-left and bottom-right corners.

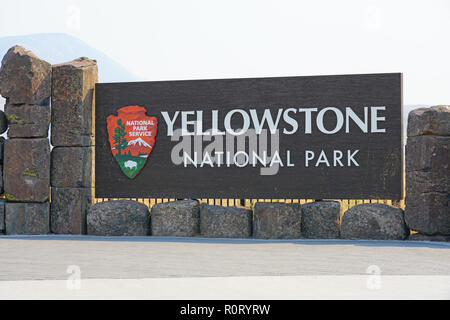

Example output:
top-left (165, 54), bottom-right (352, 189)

top-left (128, 137), bottom-right (152, 147)
top-left (107, 105), bottom-right (158, 179)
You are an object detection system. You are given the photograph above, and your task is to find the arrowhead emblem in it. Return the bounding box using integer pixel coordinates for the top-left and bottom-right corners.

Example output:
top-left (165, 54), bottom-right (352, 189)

top-left (107, 105), bottom-right (158, 179)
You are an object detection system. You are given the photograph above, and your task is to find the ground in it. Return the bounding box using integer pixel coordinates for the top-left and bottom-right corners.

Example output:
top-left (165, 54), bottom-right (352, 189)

top-left (0, 236), bottom-right (449, 299)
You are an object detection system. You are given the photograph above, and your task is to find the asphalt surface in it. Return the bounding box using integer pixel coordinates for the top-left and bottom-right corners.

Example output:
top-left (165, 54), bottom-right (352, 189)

top-left (0, 236), bottom-right (449, 281)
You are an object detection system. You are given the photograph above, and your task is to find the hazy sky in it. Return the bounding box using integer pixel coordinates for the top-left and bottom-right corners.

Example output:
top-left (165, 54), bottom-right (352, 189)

top-left (1, 0), bottom-right (449, 105)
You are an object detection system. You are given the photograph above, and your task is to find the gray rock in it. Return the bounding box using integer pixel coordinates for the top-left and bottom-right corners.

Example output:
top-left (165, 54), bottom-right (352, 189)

top-left (405, 192), bottom-right (449, 235)
top-left (0, 110), bottom-right (7, 134)
top-left (253, 202), bottom-right (302, 239)
top-left (51, 147), bottom-right (92, 188)
top-left (301, 201), bottom-right (340, 239)
top-left (0, 199), bottom-right (5, 233)
top-left (407, 105), bottom-right (450, 137)
top-left (406, 170), bottom-right (448, 195)
top-left (51, 57), bottom-right (97, 147)
top-left (407, 233), bottom-right (450, 242)
top-left (0, 138), bottom-right (4, 194)
top-left (151, 200), bottom-right (200, 237)
top-left (87, 200), bottom-right (149, 236)
top-left (4, 104), bottom-right (50, 138)
top-left (51, 188), bottom-right (92, 234)
top-left (0, 46), bottom-right (51, 105)
top-left (405, 135), bottom-right (449, 235)
top-left (0, 165), bottom-right (3, 194)
top-left (200, 204), bottom-right (252, 238)
top-left (0, 137), bottom-right (5, 162)
top-left (4, 138), bottom-right (50, 202)
top-left (5, 202), bottom-right (50, 235)
top-left (406, 136), bottom-right (449, 179)
top-left (341, 204), bottom-right (409, 240)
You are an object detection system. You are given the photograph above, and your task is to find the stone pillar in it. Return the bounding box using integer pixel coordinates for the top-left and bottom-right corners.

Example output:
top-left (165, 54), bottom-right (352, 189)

top-left (0, 46), bottom-right (51, 235)
top-left (0, 101), bottom-right (7, 228)
top-left (50, 58), bottom-right (97, 234)
top-left (0, 137), bottom-right (6, 195)
top-left (405, 106), bottom-right (449, 238)
top-left (4, 139), bottom-right (50, 202)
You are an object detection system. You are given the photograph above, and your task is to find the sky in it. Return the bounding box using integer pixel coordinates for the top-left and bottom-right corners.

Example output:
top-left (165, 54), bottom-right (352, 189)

top-left (0, 0), bottom-right (449, 105)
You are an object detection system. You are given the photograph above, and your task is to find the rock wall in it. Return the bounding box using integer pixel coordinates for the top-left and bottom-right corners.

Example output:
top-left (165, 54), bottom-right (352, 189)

top-left (0, 46), bottom-right (97, 235)
top-left (0, 45), bottom-right (447, 240)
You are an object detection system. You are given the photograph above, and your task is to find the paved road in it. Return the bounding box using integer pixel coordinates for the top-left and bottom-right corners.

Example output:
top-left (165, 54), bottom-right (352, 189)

top-left (0, 236), bottom-right (449, 281)
top-left (2, 276), bottom-right (450, 299)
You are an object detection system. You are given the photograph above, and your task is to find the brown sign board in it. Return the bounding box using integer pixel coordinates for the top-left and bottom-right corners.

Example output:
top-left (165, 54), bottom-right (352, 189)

top-left (95, 73), bottom-right (403, 199)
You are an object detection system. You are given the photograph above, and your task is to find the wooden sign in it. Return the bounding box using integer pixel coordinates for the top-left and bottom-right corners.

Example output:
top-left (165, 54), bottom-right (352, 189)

top-left (95, 73), bottom-right (403, 199)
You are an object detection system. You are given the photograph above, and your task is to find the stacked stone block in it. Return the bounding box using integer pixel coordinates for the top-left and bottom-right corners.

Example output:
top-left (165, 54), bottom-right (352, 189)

top-left (0, 111), bottom-right (7, 233)
top-left (50, 58), bottom-right (97, 234)
top-left (5, 203), bottom-right (50, 235)
top-left (0, 119), bottom-right (7, 198)
top-left (0, 46), bottom-right (51, 235)
top-left (0, 199), bottom-right (4, 234)
top-left (5, 104), bottom-right (50, 138)
top-left (405, 106), bottom-right (449, 238)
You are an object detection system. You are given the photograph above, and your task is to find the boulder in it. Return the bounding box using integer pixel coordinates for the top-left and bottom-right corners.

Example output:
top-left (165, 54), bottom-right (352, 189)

top-left (4, 104), bottom-right (50, 138)
top-left (405, 192), bottom-right (449, 235)
top-left (87, 200), bottom-right (149, 236)
top-left (5, 202), bottom-right (50, 235)
top-left (407, 106), bottom-right (450, 137)
top-left (51, 147), bottom-right (92, 188)
top-left (407, 233), bottom-right (450, 242)
top-left (341, 204), bottom-right (409, 240)
top-left (4, 138), bottom-right (50, 202)
top-left (200, 204), bottom-right (252, 238)
top-left (301, 201), bottom-right (340, 239)
top-left (253, 202), bottom-right (302, 239)
top-left (0, 46), bottom-right (51, 105)
top-left (51, 57), bottom-right (97, 147)
top-left (51, 188), bottom-right (92, 234)
top-left (0, 110), bottom-right (7, 134)
top-left (0, 199), bottom-right (5, 233)
top-left (151, 200), bottom-right (200, 237)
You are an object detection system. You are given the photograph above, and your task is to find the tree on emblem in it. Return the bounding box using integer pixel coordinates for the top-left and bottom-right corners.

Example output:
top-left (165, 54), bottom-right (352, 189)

top-left (113, 118), bottom-right (128, 155)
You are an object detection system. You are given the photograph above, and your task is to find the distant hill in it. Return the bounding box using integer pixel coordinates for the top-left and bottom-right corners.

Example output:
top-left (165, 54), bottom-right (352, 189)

top-left (0, 33), bottom-right (140, 83)
top-left (0, 34), bottom-right (429, 135)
